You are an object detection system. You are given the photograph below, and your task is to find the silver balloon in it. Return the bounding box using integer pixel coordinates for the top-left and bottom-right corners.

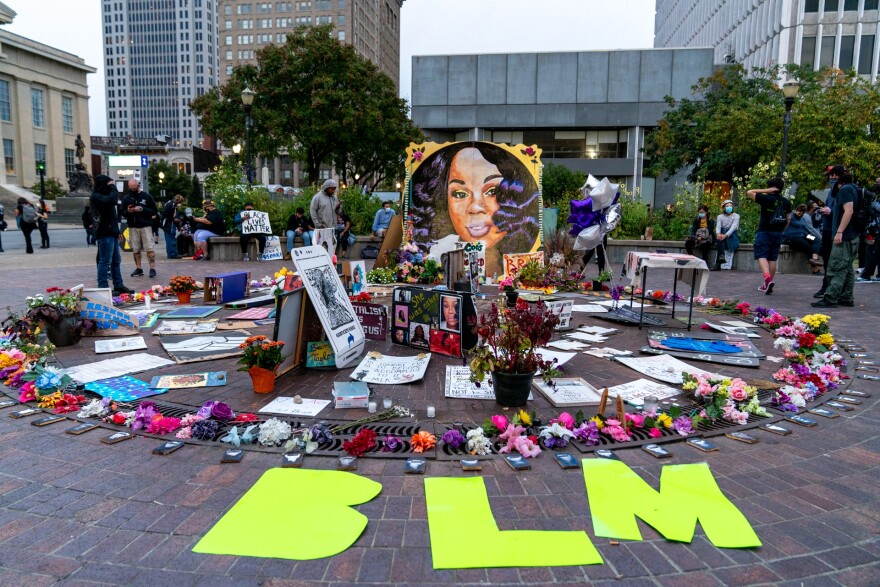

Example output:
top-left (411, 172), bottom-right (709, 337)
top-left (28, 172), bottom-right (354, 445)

top-left (601, 203), bottom-right (622, 234)
top-left (577, 174), bottom-right (600, 199)
top-left (589, 178), bottom-right (620, 210)
top-left (573, 224), bottom-right (603, 251)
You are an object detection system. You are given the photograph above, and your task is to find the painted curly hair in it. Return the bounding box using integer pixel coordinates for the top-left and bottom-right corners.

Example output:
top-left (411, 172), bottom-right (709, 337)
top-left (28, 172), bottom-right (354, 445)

top-left (409, 142), bottom-right (541, 254)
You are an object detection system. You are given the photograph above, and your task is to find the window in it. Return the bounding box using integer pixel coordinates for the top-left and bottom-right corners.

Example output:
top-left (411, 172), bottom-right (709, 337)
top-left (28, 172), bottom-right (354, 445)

top-left (0, 80), bottom-right (10, 122)
top-left (62, 96), bottom-right (74, 133)
top-left (801, 35), bottom-right (816, 66)
top-left (225, 4), bottom-right (232, 14)
top-left (866, 0), bottom-right (879, 9)
top-left (64, 148), bottom-right (75, 178)
top-left (805, 0), bottom-right (819, 11)
top-left (338, 15), bottom-right (344, 25)
top-left (825, 0), bottom-right (839, 10)
top-left (859, 34), bottom-right (875, 73)
top-left (840, 35), bottom-right (855, 70)
top-left (31, 89), bottom-right (45, 127)
top-left (338, 30), bottom-right (345, 41)
top-left (3, 139), bottom-right (13, 173)
top-left (820, 35), bottom-right (836, 67)
top-left (844, 0), bottom-right (859, 10)
top-left (338, 0), bottom-right (344, 7)
top-left (34, 144), bottom-right (46, 168)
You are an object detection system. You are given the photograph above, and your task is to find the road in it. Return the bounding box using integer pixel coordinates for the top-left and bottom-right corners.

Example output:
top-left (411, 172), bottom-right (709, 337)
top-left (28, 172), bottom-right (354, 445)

top-left (0, 225), bottom-right (92, 252)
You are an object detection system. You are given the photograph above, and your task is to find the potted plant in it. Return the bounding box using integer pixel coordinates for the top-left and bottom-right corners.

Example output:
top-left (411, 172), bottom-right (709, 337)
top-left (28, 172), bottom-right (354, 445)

top-left (469, 300), bottom-right (560, 407)
top-left (498, 275), bottom-right (519, 307)
top-left (169, 275), bottom-right (198, 304)
top-left (591, 270), bottom-right (612, 291)
top-left (238, 335), bottom-right (286, 393)
top-left (517, 259), bottom-right (547, 289)
top-left (24, 288), bottom-right (96, 347)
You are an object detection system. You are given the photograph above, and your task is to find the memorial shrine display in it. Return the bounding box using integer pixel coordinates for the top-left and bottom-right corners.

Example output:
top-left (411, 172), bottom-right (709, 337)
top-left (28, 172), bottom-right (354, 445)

top-left (390, 286), bottom-right (477, 357)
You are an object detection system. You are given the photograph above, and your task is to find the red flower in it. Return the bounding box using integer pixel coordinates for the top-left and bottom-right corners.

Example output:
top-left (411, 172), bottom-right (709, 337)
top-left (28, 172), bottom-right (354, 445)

top-left (798, 333), bottom-right (817, 349)
top-left (111, 412), bottom-right (127, 425)
top-left (343, 428), bottom-right (377, 457)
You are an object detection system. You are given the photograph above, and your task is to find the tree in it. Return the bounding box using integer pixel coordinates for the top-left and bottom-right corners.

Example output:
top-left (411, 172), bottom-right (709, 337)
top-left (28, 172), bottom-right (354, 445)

top-left (643, 65), bottom-right (880, 194)
top-left (542, 162), bottom-right (585, 206)
top-left (191, 25), bottom-right (423, 186)
top-left (147, 160), bottom-right (192, 204)
top-left (30, 177), bottom-right (67, 200)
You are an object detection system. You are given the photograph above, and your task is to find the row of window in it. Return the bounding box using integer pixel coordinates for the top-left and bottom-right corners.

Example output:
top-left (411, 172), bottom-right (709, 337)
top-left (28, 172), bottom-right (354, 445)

top-left (465, 130), bottom-right (631, 159)
top-left (0, 140), bottom-right (61, 176)
top-left (801, 33), bottom-right (875, 73)
top-left (224, 0), bottom-right (342, 13)
top-left (804, 0), bottom-right (879, 12)
top-left (0, 82), bottom-right (75, 132)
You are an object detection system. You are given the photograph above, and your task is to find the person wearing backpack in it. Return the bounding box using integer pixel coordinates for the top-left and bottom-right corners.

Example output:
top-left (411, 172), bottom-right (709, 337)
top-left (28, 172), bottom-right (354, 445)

top-left (746, 177), bottom-right (791, 295)
top-left (15, 197), bottom-right (38, 254)
top-left (812, 171), bottom-right (857, 308)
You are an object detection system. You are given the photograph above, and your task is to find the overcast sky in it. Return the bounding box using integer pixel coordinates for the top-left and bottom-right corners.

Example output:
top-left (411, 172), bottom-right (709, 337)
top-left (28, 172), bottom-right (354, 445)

top-left (5, 0), bottom-right (656, 136)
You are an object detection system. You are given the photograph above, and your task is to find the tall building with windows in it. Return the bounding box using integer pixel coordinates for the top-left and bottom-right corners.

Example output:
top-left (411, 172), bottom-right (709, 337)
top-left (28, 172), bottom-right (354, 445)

top-left (218, 1), bottom-right (402, 88)
top-left (101, 0), bottom-right (220, 148)
top-left (654, 0), bottom-right (879, 79)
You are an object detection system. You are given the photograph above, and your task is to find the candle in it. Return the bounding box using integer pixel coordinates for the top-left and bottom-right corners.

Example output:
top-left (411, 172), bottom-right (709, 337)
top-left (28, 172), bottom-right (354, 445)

top-left (642, 396), bottom-right (659, 413)
top-left (368, 401), bottom-right (377, 414)
top-left (598, 388), bottom-right (609, 417)
top-left (426, 405), bottom-right (436, 418)
top-left (144, 294), bottom-right (151, 311)
top-left (453, 420), bottom-right (463, 432)
top-left (383, 397), bottom-right (392, 409)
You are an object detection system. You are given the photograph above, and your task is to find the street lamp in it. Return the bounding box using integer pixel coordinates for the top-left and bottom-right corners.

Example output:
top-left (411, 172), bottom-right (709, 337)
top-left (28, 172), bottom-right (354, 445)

top-left (779, 80), bottom-right (800, 176)
top-left (158, 171), bottom-right (166, 200)
top-left (241, 86), bottom-right (255, 184)
top-left (231, 144), bottom-right (241, 155)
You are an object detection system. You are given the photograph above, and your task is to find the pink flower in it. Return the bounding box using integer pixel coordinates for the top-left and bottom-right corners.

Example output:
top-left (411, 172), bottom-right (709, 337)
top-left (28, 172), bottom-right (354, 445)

top-left (697, 382), bottom-right (716, 396)
top-left (499, 423), bottom-right (524, 440)
top-left (512, 435), bottom-right (541, 458)
top-left (18, 382), bottom-right (37, 403)
top-left (626, 413), bottom-right (645, 428)
top-left (412, 151), bottom-right (423, 161)
top-left (648, 428), bottom-right (662, 438)
top-left (700, 323), bottom-right (710, 330)
top-left (556, 412), bottom-right (575, 430)
top-left (491, 414), bottom-right (509, 432)
top-left (729, 388), bottom-right (748, 401)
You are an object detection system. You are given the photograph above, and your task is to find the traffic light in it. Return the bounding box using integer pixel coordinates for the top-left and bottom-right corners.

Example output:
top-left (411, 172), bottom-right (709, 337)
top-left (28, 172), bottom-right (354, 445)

top-left (35, 160), bottom-right (46, 174)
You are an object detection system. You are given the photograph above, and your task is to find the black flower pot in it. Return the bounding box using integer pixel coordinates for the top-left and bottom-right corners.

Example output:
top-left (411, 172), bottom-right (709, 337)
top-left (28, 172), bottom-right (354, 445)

top-left (592, 281), bottom-right (603, 291)
top-left (505, 291), bottom-right (519, 308)
top-left (492, 370), bottom-right (535, 408)
top-left (44, 317), bottom-right (80, 347)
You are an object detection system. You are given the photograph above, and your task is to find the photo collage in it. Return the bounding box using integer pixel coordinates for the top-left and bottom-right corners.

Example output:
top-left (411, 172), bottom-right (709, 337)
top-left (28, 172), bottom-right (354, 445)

top-left (390, 287), bottom-right (476, 358)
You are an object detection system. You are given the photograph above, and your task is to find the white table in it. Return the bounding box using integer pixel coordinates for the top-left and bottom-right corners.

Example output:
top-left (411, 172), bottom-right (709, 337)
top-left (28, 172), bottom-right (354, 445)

top-left (623, 251), bottom-right (710, 330)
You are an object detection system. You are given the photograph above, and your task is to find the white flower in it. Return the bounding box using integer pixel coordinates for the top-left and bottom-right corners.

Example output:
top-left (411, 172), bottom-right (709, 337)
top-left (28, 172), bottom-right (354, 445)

top-left (76, 399), bottom-right (107, 418)
top-left (774, 338), bottom-right (795, 351)
top-left (466, 427), bottom-right (492, 455)
top-left (258, 417), bottom-right (292, 446)
top-left (539, 422), bottom-right (575, 441)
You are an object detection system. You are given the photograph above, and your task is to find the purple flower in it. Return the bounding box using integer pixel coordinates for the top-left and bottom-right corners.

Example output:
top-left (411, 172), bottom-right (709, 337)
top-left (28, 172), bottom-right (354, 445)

top-left (441, 429), bottom-right (466, 449)
top-left (210, 401), bottom-right (235, 421)
top-left (191, 419), bottom-right (220, 440)
top-left (131, 401), bottom-right (158, 431)
top-left (573, 421), bottom-right (600, 446)
top-left (610, 285), bottom-right (625, 301)
top-left (197, 401), bottom-right (215, 419)
top-left (309, 423), bottom-right (333, 445)
top-left (381, 435), bottom-right (401, 452)
top-left (543, 435), bottom-right (568, 450)
top-left (672, 416), bottom-right (694, 437)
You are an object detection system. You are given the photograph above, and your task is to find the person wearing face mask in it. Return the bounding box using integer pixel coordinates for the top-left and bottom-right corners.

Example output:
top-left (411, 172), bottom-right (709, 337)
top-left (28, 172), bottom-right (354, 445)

top-left (783, 204), bottom-right (823, 273)
top-left (713, 200), bottom-right (740, 270)
top-left (685, 205), bottom-right (715, 261)
top-left (814, 165), bottom-right (844, 298)
top-left (90, 175), bottom-right (134, 295)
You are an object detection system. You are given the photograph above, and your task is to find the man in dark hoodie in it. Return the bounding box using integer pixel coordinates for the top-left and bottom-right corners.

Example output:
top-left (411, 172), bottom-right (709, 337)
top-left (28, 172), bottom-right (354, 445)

top-left (91, 175), bottom-right (134, 295)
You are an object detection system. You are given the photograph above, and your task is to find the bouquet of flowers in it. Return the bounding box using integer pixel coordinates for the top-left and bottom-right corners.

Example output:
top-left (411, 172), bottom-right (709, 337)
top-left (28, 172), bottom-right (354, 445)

top-left (169, 275), bottom-right (198, 294)
top-left (682, 373), bottom-right (767, 424)
top-left (237, 335), bottom-right (286, 371)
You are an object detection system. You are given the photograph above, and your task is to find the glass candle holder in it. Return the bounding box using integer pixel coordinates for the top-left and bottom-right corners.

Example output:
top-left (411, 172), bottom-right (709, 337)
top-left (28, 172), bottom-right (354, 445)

top-left (383, 397), bottom-right (393, 409)
top-left (368, 401), bottom-right (377, 414)
top-left (642, 396), bottom-right (659, 413)
top-left (426, 405), bottom-right (436, 418)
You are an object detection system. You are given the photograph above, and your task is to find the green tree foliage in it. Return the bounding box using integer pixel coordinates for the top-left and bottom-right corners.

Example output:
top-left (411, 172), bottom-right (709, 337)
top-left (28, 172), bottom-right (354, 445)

top-left (30, 177), bottom-right (67, 200)
top-left (191, 25), bottom-right (423, 188)
top-left (146, 160), bottom-right (192, 205)
top-left (190, 175), bottom-right (203, 209)
top-left (541, 162), bottom-right (585, 207)
top-left (644, 65), bottom-right (880, 192)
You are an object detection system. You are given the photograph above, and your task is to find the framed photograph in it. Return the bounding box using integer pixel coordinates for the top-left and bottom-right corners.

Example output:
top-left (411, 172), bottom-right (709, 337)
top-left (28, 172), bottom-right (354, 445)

top-left (439, 295), bottom-right (461, 333)
top-left (394, 305), bottom-right (409, 328)
top-left (430, 329), bottom-right (461, 357)
top-left (409, 322), bottom-right (430, 349)
top-left (394, 288), bottom-right (411, 303)
top-left (392, 327), bottom-right (409, 345)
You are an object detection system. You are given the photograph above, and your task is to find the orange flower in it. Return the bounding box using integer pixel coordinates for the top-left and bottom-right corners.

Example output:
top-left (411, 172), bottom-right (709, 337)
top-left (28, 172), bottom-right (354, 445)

top-left (410, 431), bottom-right (436, 453)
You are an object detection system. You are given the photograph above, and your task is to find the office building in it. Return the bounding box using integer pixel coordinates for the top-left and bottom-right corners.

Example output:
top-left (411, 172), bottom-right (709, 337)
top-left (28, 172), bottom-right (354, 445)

top-left (101, 0), bottom-right (220, 148)
top-left (0, 3), bottom-right (95, 189)
top-left (654, 0), bottom-right (879, 79)
top-left (409, 48), bottom-right (716, 206)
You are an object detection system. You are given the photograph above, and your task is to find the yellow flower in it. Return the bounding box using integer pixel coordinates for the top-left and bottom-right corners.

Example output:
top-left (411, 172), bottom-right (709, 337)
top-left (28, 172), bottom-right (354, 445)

top-left (589, 416), bottom-right (605, 429)
top-left (816, 333), bottom-right (834, 347)
top-left (517, 409), bottom-right (532, 426)
top-left (656, 413), bottom-right (673, 428)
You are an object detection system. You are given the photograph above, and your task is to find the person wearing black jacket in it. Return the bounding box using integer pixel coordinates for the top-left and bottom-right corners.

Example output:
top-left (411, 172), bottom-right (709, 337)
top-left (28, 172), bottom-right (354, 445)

top-left (192, 200), bottom-right (226, 260)
top-left (121, 179), bottom-right (158, 278)
top-left (285, 207), bottom-right (314, 258)
top-left (161, 195), bottom-right (184, 259)
top-left (36, 199), bottom-right (50, 248)
top-left (81, 205), bottom-right (96, 246)
top-left (90, 175), bottom-right (134, 295)
top-left (685, 205), bottom-right (716, 261)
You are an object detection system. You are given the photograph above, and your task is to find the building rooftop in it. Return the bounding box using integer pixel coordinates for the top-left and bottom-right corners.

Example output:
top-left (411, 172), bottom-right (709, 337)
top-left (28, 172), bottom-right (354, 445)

top-left (0, 28), bottom-right (96, 73)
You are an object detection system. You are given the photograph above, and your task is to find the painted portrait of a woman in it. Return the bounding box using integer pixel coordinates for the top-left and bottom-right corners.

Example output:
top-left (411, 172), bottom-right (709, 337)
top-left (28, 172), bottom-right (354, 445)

top-left (409, 142), bottom-right (541, 275)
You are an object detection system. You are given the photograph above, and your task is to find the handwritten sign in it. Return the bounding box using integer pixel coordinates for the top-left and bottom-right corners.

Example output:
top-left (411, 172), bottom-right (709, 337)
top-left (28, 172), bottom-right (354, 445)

top-left (261, 236), bottom-right (283, 261)
top-left (350, 352), bottom-right (431, 384)
top-left (545, 299), bottom-right (573, 329)
top-left (455, 240), bottom-right (486, 280)
top-left (351, 302), bottom-right (387, 341)
top-left (503, 251), bottom-right (545, 277)
top-left (241, 211), bottom-right (272, 235)
top-left (306, 341), bottom-right (336, 368)
top-left (607, 379), bottom-right (682, 408)
top-left (444, 366), bottom-right (534, 400)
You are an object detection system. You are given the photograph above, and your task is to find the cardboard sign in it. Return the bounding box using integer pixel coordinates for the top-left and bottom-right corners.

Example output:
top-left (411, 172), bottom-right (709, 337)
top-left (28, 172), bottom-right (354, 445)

top-left (261, 236), bottom-right (283, 261)
top-left (503, 251), bottom-right (545, 277)
top-left (313, 228), bottom-right (337, 256)
top-left (351, 302), bottom-right (387, 341)
top-left (455, 240), bottom-right (487, 282)
top-left (79, 300), bottom-right (139, 337)
top-left (545, 299), bottom-right (574, 329)
top-left (241, 210), bottom-right (272, 235)
top-left (291, 245), bottom-right (365, 369)
top-left (350, 352), bottom-right (431, 384)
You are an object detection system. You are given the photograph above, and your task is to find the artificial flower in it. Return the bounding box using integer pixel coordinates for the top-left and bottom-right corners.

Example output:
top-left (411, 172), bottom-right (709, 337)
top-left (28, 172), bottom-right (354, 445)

top-left (672, 416), bottom-right (694, 436)
top-left (411, 431), bottom-right (436, 453)
top-left (648, 428), bottom-right (662, 438)
top-left (490, 414), bottom-right (509, 432)
top-left (517, 409), bottom-right (532, 427)
top-left (539, 422), bottom-right (575, 449)
top-left (18, 381), bottom-right (37, 403)
top-left (381, 435), bottom-right (402, 452)
top-left (191, 418), bottom-right (221, 441)
top-left (258, 418), bottom-right (292, 446)
top-left (440, 429), bottom-right (466, 450)
top-left (573, 421), bottom-right (600, 445)
top-left (601, 418), bottom-right (631, 442)
top-left (210, 401), bottom-right (235, 421)
top-left (466, 427), bottom-right (492, 455)
top-left (588, 416), bottom-right (605, 430)
top-left (343, 428), bottom-right (377, 456)
top-left (146, 416), bottom-right (181, 435)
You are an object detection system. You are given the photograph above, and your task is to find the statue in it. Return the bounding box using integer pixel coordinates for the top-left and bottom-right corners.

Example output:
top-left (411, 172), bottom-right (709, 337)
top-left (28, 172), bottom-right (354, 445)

top-left (67, 135), bottom-right (93, 195)
top-left (75, 134), bottom-right (85, 164)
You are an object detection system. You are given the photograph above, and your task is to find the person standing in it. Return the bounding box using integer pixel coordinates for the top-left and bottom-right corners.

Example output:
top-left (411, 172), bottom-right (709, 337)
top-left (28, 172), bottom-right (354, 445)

top-left (309, 179), bottom-right (339, 229)
top-left (90, 175), bottom-right (134, 295)
top-left (121, 179), bottom-right (158, 278)
top-left (285, 207), bottom-right (314, 255)
top-left (81, 205), bottom-right (96, 246)
top-left (234, 202), bottom-right (268, 262)
top-left (746, 177), bottom-right (791, 295)
top-left (161, 194), bottom-right (184, 259)
top-left (36, 199), bottom-right (50, 249)
top-left (713, 199), bottom-right (740, 270)
top-left (0, 203), bottom-right (5, 252)
top-left (372, 200), bottom-right (396, 237)
top-left (813, 171), bottom-right (858, 308)
top-left (15, 197), bottom-right (38, 254)
top-left (815, 165), bottom-right (844, 298)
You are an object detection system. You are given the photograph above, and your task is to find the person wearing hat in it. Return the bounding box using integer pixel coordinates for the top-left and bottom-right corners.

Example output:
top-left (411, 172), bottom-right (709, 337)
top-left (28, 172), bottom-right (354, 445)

top-left (310, 179), bottom-right (339, 229)
top-left (192, 200), bottom-right (226, 260)
top-left (90, 175), bottom-right (134, 295)
top-left (713, 199), bottom-right (740, 270)
top-left (814, 165), bottom-right (845, 297)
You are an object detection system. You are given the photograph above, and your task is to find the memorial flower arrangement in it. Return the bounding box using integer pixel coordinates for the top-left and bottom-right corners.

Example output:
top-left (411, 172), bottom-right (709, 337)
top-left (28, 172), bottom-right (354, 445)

top-left (466, 427), bottom-right (493, 455)
top-left (343, 428), bottom-right (377, 456)
top-left (498, 275), bottom-right (517, 293)
top-left (17, 287), bottom-right (97, 343)
top-left (390, 243), bottom-right (442, 284)
top-left (258, 417), bottom-right (293, 446)
top-left (349, 292), bottom-right (372, 303)
top-left (704, 299), bottom-right (750, 315)
top-left (498, 423), bottom-right (542, 458)
top-left (682, 373), bottom-right (767, 424)
top-left (754, 306), bottom-right (788, 327)
top-left (440, 429), bottom-right (466, 450)
top-left (169, 275), bottom-right (198, 294)
top-left (237, 336), bottom-right (286, 371)
top-left (284, 423), bottom-right (334, 454)
top-left (366, 267), bottom-right (396, 284)
top-left (381, 434), bottom-right (402, 452)
top-left (410, 430), bottom-right (436, 453)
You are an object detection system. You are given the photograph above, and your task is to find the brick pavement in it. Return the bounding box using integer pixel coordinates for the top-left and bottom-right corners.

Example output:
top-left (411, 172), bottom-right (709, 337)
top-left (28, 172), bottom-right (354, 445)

top-left (0, 255), bottom-right (878, 586)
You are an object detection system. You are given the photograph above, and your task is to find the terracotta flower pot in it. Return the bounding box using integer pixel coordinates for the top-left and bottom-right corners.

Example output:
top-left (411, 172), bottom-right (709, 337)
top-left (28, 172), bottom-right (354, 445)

top-left (176, 291), bottom-right (192, 304)
top-left (492, 370), bottom-right (535, 407)
top-left (249, 365), bottom-right (278, 394)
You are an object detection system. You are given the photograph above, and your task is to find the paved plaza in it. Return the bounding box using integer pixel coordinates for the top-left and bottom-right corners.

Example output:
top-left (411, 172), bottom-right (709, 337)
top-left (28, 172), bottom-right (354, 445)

top-left (0, 239), bottom-right (878, 586)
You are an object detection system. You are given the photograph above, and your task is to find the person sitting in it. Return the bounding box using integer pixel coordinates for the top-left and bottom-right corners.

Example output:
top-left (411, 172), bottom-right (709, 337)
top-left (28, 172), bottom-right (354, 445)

top-left (175, 208), bottom-right (196, 257)
top-left (685, 205), bottom-right (716, 262)
top-left (372, 200), bottom-right (396, 237)
top-left (782, 204), bottom-right (823, 274)
top-left (192, 200), bottom-right (226, 260)
top-left (286, 207), bottom-right (314, 256)
top-left (234, 202), bottom-right (268, 262)
top-left (713, 199), bottom-right (740, 270)
top-left (335, 204), bottom-right (352, 260)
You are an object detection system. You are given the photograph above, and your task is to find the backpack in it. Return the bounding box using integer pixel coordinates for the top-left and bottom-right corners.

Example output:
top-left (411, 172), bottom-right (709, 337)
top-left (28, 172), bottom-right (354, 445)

top-left (21, 203), bottom-right (37, 224)
top-left (768, 195), bottom-right (788, 229)
top-left (852, 187), bottom-right (877, 233)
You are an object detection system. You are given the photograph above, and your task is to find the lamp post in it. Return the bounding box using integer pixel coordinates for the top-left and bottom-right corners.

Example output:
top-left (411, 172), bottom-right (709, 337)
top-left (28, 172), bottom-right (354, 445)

top-left (779, 80), bottom-right (800, 176)
top-left (241, 86), bottom-right (255, 184)
top-left (158, 171), bottom-right (166, 200)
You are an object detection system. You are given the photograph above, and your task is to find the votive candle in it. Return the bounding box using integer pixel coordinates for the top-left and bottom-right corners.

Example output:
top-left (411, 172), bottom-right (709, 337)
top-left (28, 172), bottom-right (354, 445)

top-left (368, 401), bottom-right (377, 414)
top-left (426, 405), bottom-right (436, 418)
top-left (383, 397), bottom-right (393, 409)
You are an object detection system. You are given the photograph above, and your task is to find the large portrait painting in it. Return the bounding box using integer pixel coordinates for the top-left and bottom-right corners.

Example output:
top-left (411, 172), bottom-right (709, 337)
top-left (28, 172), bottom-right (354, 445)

top-left (404, 141), bottom-right (543, 277)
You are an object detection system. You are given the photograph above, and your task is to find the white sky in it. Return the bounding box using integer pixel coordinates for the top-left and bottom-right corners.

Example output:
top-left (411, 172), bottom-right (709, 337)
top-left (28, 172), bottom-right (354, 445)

top-left (4, 0), bottom-right (656, 136)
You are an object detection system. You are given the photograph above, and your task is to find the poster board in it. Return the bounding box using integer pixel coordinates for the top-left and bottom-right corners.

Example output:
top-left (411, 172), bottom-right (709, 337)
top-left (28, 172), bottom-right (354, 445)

top-left (372, 215), bottom-right (403, 270)
top-left (261, 236), bottom-right (283, 261)
top-left (149, 372), bottom-right (227, 389)
top-left (79, 299), bottom-right (139, 337)
top-left (532, 377), bottom-right (602, 407)
top-left (614, 354), bottom-right (714, 385)
top-left (350, 352), bottom-right (431, 384)
top-left (60, 353), bottom-right (174, 383)
top-left (313, 228), bottom-right (337, 256)
top-left (95, 337), bottom-right (147, 354)
top-left (258, 396), bottom-right (330, 417)
top-left (160, 331), bottom-right (250, 364)
top-left (390, 286), bottom-right (477, 358)
top-left (607, 379), bottom-right (683, 408)
top-left (306, 341), bottom-right (335, 368)
top-left (204, 271), bottom-right (250, 304)
top-left (153, 320), bottom-right (218, 335)
top-left (546, 299), bottom-right (574, 330)
top-left (503, 251), bottom-right (545, 277)
top-left (82, 287), bottom-right (114, 306)
top-left (351, 302), bottom-right (388, 340)
top-left (273, 288), bottom-right (306, 376)
top-left (240, 211), bottom-right (271, 235)
top-left (291, 245), bottom-right (365, 369)
top-left (444, 365), bottom-right (534, 400)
